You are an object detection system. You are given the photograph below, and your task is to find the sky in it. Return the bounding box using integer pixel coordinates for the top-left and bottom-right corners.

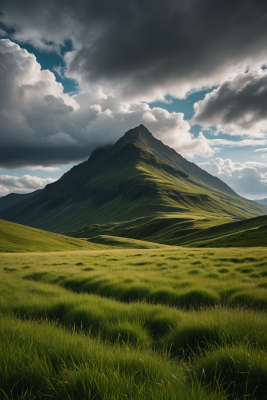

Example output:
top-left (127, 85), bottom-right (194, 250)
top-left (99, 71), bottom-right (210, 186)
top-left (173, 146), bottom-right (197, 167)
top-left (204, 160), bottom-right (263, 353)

top-left (1, 0), bottom-right (267, 199)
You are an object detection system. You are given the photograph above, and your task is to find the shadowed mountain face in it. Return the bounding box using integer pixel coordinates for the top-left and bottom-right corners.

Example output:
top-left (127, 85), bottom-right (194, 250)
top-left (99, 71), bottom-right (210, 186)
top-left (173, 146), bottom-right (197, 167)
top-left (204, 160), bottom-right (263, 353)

top-left (0, 190), bottom-right (43, 213)
top-left (110, 125), bottom-right (237, 196)
top-left (0, 124), bottom-right (266, 236)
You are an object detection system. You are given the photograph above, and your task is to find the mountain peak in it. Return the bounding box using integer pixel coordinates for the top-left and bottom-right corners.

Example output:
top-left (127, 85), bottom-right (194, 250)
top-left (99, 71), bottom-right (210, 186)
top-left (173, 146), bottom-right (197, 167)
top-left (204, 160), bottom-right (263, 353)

top-left (109, 124), bottom-right (154, 154)
top-left (123, 124), bottom-right (152, 140)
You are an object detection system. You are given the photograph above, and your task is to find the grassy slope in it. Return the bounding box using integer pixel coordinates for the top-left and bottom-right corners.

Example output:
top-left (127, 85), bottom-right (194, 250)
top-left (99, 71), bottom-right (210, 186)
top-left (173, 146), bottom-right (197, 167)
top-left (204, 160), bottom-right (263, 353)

top-left (1, 248), bottom-right (267, 399)
top-left (0, 219), bottom-right (110, 252)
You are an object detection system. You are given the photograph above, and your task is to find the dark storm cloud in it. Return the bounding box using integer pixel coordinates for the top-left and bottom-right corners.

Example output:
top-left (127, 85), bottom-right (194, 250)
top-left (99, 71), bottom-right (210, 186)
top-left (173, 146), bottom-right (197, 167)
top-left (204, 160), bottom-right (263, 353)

top-left (1, 0), bottom-right (267, 171)
top-left (1, 0), bottom-right (267, 99)
top-left (193, 69), bottom-right (267, 137)
top-left (0, 39), bottom-right (97, 168)
top-left (0, 144), bottom-right (96, 169)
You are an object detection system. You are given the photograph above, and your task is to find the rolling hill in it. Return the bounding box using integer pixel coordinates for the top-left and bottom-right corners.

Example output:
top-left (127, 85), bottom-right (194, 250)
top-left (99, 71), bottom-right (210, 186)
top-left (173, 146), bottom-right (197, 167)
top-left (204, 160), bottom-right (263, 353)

top-left (0, 125), bottom-right (266, 240)
top-left (0, 219), bottom-right (108, 252)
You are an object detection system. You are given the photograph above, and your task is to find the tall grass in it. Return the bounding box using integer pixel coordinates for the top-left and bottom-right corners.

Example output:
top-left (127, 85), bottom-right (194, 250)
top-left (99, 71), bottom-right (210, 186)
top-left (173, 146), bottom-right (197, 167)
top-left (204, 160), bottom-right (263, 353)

top-left (1, 247), bottom-right (267, 399)
top-left (16, 247), bottom-right (267, 309)
top-left (193, 345), bottom-right (267, 399)
top-left (0, 315), bottom-right (227, 400)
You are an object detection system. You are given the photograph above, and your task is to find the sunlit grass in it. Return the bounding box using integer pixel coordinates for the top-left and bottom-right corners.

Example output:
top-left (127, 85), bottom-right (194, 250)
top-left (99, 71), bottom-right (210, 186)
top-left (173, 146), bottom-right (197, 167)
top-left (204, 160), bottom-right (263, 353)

top-left (8, 247), bottom-right (267, 309)
top-left (1, 247), bottom-right (267, 399)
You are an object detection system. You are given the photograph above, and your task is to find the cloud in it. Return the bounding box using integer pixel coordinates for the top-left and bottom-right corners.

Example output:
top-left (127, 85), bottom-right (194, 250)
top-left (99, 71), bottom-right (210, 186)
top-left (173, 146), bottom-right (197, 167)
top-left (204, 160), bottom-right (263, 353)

top-left (0, 166), bottom-right (61, 172)
top-left (208, 138), bottom-right (267, 148)
top-left (198, 158), bottom-right (267, 198)
top-left (74, 99), bottom-right (215, 158)
top-left (0, 39), bottom-right (214, 168)
top-left (193, 69), bottom-right (267, 138)
top-left (0, 175), bottom-right (56, 196)
top-left (0, 39), bottom-right (92, 168)
top-left (1, 0), bottom-right (267, 102)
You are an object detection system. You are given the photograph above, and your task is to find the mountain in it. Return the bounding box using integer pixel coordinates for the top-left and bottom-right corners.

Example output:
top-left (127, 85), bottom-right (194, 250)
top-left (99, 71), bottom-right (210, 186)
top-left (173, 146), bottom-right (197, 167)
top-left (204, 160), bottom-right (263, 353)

top-left (0, 190), bottom-right (43, 213)
top-left (255, 198), bottom-right (267, 206)
top-left (0, 124), bottom-right (266, 239)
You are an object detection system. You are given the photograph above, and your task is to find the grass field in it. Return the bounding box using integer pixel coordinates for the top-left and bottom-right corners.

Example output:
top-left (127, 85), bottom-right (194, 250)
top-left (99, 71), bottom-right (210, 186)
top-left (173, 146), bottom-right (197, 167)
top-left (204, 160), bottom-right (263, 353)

top-left (1, 246), bottom-right (267, 399)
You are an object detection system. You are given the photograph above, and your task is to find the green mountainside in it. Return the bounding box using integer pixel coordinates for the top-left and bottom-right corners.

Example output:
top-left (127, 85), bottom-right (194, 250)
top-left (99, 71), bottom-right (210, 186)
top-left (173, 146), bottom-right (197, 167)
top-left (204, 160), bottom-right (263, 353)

top-left (0, 125), bottom-right (266, 239)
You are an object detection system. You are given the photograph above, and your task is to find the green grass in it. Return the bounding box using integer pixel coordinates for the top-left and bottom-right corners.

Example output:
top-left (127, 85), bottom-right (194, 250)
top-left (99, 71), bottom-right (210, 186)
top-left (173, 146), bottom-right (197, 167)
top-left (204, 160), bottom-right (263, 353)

top-left (0, 314), bottom-right (227, 400)
top-left (1, 247), bottom-right (267, 399)
top-left (13, 247), bottom-right (267, 309)
top-left (193, 346), bottom-right (267, 399)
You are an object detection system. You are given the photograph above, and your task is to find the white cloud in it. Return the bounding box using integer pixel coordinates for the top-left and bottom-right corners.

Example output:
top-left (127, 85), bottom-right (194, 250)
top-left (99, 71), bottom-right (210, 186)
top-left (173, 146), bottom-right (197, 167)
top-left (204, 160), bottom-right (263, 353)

top-left (23, 166), bottom-right (61, 172)
top-left (76, 99), bottom-right (214, 158)
top-left (198, 158), bottom-right (267, 198)
top-left (208, 138), bottom-right (267, 148)
top-left (0, 166), bottom-right (61, 172)
top-left (0, 175), bottom-right (57, 196)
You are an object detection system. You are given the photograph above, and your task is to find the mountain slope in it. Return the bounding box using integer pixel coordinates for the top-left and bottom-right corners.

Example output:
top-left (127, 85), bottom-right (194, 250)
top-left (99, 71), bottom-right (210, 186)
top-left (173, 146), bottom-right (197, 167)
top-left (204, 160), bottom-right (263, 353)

top-left (0, 190), bottom-right (43, 213)
top-left (0, 125), bottom-right (266, 237)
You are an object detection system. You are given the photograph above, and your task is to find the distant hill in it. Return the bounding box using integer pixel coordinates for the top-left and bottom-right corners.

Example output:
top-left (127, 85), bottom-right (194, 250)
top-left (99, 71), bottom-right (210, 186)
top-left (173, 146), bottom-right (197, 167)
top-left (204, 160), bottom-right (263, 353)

top-left (255, 198), bottom-right (267, 206)
top-left (0, 190), bottom-right (42, 213)
top-left (0, 125), bottom-right (266, 240)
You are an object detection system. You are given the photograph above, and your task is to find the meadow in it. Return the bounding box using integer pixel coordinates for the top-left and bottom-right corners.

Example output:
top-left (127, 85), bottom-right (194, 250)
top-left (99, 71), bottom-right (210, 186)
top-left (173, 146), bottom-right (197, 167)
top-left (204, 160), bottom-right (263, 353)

top-left (1, 247), bottom-right (267, 399)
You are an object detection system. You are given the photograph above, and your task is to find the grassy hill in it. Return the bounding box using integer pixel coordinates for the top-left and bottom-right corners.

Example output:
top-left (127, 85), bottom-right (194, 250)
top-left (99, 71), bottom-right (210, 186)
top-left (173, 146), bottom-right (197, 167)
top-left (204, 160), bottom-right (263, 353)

top-left (0, 219), bottom-right (109, 252)
top-left (0, 125), bottom-right (266, 237)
